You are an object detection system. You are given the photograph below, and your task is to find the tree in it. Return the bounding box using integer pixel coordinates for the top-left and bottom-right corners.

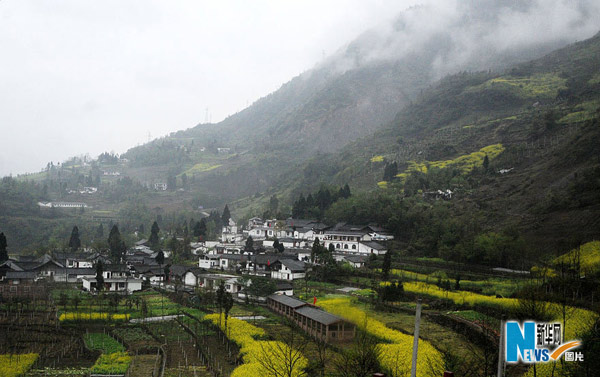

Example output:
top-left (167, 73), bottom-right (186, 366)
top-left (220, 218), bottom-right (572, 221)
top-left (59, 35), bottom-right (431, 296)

top-left (72, 294), bottom-right (81, 311)
top-left (193, 219), bottom-right (207, 239)
top-left (156, 250), bottom-right (165, 265)
top-left (0, 232), bottom-right (8, 262)
top-left (108, 225), bottom-right (126, 262)
top-left (333, 327), bottom-right (381, 377)
top-left (95, 260), bottom-right (105, 291)
top-left (255, 320), bottom-right (309, 377)
top-left (269, 195), bottom-right (279, 215)
top-left (149, 221), bottom-right (160, 248)
top-left (215, 280), bottom-right (226, 326)
top-left (68, 226), bottom-right (81, 251)
top-left (223, 292), bottom-right (234, 335)
top-left (382, 251), bottom-right (392, 280)
top-left (58, 293), bottom-right (68, 310)
top-left (245, 236), bottom-right (254, 253)
top-left (383, 162), bottom-right (398, 181)
top-left (483, 154), bottom-right (490, 171)
top-left (164, 264), bottom-right (171, 283)
top-left (95, 223), bottom-right (104, 239)
top-left (222, 204), bottom-right (231, 225)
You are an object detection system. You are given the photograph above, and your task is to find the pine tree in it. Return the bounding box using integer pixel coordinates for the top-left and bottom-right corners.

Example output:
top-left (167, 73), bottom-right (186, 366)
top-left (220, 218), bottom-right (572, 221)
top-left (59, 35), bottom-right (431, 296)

top-left (342, 183), bottom-right (351, 198)
top-left (382, 251), bottom-right (392, 280)
top-left (68, 226), bottom-right (81, 251)
top-left (95, 223), bottom-right (104, 239)
top-left (0, 232), bottom-right (8, 262)
top-left (483, 154), bottom-right (490, 171)
top-left (156, 250), bottom-right (165, 265)
top-left (245, 236), bottom-right (254, 252)
top-left (108, 225), bottom-right (126, 262)
top-left (95, 260), bottom-right (104, 291)
top-left (149, 221), bottom-right (160, 247)
top-left (222, 204), bottom-right (231, 225)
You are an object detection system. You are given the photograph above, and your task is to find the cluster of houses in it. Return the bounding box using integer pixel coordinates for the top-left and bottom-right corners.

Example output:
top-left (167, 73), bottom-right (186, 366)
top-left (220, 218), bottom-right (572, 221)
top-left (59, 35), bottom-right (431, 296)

top-left (0, 217), bottom-right (391, 304)
top-left (199, 218), bottom-right (392, 280)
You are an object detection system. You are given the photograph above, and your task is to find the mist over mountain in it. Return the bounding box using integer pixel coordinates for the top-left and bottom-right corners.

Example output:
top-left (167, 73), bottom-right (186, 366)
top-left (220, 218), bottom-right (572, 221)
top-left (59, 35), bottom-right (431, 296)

top-left (119, 0), bottom-right (599, 206)
top-left (132, 0), bottom-right (598, 154)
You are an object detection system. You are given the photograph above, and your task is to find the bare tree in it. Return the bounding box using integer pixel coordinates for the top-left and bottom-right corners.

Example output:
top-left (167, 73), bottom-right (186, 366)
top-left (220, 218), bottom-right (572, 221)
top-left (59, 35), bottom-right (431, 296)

top-left (312, 336), bottom-right (333, 377)
top-left (333, 327), bottom-right (381, 377)
top-left (255, 321), bottom-right (308, 377)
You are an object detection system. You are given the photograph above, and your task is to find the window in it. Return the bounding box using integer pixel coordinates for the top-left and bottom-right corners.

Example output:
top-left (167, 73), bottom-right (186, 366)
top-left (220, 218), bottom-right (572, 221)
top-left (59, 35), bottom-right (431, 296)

top-left (344, 244), bottom-right (348, 249)
top-left (352, 244), bottom-right (356, 250)
top-left (10, 286), bottom-right (17, 293)
top-left (336, 244), bottom-right (341, 249)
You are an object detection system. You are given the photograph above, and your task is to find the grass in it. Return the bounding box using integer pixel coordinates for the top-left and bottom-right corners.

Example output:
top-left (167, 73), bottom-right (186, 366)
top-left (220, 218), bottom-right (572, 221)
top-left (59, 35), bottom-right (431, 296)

top-left (370, 155), bottom-right (384, 162)
top-left (394, 144), bottom-right (505, 183)
top-left (551, 240), bottom-right (600, 274)
top-left (468, 73), bottom-right (567, 98)
top-left (383, 268), bottom-right (521, 297)
top-left (181, 162), bottom-right (222, 176)
top-left (84, 333), bottom-right (126, 354)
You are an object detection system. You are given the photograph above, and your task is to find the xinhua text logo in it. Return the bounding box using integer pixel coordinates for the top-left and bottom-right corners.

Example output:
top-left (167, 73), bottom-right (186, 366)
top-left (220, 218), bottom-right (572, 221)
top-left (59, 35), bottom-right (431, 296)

top-left (505, 321), bottom-right (583, 363)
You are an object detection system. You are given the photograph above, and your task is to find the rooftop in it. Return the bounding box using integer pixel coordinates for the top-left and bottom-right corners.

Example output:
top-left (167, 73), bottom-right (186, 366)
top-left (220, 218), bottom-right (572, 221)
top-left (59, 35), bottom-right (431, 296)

top-left (268, 294), bottom-right (307, 309)
top-left (295, 306), bottom-right (345, 325)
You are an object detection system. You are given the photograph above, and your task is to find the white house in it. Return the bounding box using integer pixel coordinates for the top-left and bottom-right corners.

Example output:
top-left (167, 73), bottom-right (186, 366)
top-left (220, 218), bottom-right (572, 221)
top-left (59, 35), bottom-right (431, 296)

top-left (270, 259), bottom-right (306, 281)
top-left (82, 277), bottom-right (142, 293)
top-left (218, 254), bottom-right (247, 271)
top-left (342, 255), bottom-right (367, 268)
top-left (321, 230), bottom-right (371, 253)
top-left (358, 241), bottom-right (387, 255)
top-left (198, 254), bottom-right (220, 269)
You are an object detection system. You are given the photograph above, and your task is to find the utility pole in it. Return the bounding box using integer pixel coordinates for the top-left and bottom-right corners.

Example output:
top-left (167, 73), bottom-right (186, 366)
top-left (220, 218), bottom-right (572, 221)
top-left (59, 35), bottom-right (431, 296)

top-left (410, 299), bottom-right (422, 377)
top-left (497, 317), bottom-right (505, 377)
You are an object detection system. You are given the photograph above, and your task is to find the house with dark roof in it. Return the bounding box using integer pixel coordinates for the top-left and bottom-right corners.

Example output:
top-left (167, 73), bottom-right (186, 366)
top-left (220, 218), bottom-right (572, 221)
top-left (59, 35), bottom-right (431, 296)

top-left (341, 254), bottom-right (368, 268)
top-left (358, 241), bottom-right (387, 255)
top-left (0, 271), bottom-right (48, 298)
top-left (270, 259), bottom-right (306, 280)
top-left (53, 252), bottom-right (98, 268)
top-left (267, 295), bottom-right (355, 342)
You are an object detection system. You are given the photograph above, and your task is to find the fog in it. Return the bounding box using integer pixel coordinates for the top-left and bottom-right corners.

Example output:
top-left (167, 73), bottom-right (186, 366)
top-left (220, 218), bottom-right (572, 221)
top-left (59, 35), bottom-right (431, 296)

top-left (1, 0), bottom-right (598, 176)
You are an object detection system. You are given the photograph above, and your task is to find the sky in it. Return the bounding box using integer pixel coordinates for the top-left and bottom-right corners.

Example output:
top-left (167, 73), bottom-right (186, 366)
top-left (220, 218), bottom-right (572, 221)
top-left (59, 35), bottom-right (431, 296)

top-left (1, 1), bottom-right (599, 177)
top-left (0, 0), bottom-right (414, 176)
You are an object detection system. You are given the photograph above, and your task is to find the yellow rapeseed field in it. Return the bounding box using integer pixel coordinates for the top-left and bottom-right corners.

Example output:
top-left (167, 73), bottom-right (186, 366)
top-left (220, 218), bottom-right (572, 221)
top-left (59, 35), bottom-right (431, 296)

top-left (59, 312), bottom-right (130, 322)
top-left (0, 354), bottom-right (38, 377)
top-left (317, 297), bottom-right (444, 377)
top-left (205, 313), bottom-right (307, 377)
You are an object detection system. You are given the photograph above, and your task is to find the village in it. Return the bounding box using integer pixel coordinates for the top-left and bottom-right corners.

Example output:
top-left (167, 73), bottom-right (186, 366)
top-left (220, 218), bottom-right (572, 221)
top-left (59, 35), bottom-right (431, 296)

top-left (0, 215), bottom-right (403, 376)
top-left (1, 216), bottom-right (391, 295)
